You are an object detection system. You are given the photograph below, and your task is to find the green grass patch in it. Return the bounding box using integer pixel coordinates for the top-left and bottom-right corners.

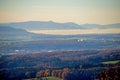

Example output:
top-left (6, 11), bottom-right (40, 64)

top-left (101, 60), bottom-right (120, 64)
top-left (24, 78), bottom-right (38, 80)
top-left (42, 76), bottom-right (62, 80)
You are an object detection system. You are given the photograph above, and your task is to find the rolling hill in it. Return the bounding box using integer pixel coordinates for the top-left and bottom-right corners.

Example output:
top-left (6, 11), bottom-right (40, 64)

top-left (0, 26), bottom-right (32, 41)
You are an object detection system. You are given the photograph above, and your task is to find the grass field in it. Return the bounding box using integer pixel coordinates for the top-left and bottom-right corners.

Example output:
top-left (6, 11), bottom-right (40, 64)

top-left (42, 77), bottom-right (62, 80)
top-left (101, 60), bottom-right (120, 64)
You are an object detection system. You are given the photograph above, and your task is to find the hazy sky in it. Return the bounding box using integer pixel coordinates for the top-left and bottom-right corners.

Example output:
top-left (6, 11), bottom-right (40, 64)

top-left (0, 0), bottom-right (120, 24)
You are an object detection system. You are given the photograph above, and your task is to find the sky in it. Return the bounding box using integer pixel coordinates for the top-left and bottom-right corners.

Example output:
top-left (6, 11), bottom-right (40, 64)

top-left (0, 0), bottom-right (120, 24)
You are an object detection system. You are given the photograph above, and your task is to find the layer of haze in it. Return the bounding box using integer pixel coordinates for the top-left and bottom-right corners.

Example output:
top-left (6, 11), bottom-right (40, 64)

top-left (28, 29), bottom-right (120, 35)
top-left (0, 0), bottom-right (120, 24)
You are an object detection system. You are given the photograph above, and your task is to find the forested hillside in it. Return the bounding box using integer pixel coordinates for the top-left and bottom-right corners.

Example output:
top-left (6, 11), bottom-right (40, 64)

top-left (0, 49), bottom-right (120, 80)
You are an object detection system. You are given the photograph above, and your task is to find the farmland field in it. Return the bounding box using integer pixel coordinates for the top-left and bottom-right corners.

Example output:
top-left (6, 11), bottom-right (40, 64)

top-left (101, 60), bottom-right (120, 64)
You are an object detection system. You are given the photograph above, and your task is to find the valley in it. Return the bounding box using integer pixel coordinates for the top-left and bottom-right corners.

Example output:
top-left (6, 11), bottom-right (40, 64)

top-left (0, 24), bottom-right (120, 80)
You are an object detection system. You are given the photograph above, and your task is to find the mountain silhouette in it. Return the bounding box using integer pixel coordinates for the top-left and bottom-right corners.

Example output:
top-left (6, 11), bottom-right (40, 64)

top-left (0, 21), bottom-right (120, 30)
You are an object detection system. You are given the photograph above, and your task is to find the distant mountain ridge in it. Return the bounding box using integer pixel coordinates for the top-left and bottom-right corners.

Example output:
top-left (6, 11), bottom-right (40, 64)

top-left (0, 21), bottom-right (120, 30)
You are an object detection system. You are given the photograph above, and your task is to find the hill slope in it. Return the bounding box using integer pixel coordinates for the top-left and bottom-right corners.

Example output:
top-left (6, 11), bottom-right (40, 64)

top-left (0, 26), bottom-right (32, 41)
